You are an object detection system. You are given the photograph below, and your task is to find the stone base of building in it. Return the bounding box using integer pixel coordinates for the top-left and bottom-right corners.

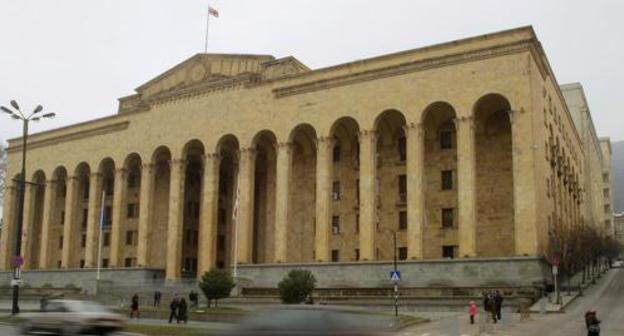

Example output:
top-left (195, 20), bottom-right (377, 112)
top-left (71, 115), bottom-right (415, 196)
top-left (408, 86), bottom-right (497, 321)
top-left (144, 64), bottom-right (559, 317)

top-left (236, 256), bottom-right (551, 288)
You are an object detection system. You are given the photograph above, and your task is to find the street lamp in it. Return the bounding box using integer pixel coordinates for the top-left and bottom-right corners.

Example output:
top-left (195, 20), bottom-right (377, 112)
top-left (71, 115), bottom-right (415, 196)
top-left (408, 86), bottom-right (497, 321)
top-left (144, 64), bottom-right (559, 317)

top-left (1, 100), bottom-right (55, 315)
top-left (380, 228), bottom-right (399, 317)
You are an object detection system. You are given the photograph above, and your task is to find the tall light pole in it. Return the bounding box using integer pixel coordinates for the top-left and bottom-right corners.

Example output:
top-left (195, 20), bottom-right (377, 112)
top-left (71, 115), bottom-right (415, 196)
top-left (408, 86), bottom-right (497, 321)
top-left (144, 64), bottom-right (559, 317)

top-left (1, 100), bottom-right (55, 315)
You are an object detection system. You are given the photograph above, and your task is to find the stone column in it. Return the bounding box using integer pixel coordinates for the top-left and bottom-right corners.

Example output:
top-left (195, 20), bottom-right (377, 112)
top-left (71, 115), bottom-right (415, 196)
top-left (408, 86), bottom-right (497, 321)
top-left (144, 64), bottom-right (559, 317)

top-left (274, 142), bottom-right (293, 263)
top-left (0, 186), bottom-right (16, 270)
top-left (84, 173), bottom-right (102, 268)
top-left (314, 137), bottom-right (333, 262)
top-left (166, 159), bottom-right (186, 280)
top-left (456, 116), bottom-right (477, 257)
top-left (236, 148), bottom-right (256, 264)
top-left (61, 176), bottom-right (79, 268)
top-left (38, 181), bottom-right (56, 269)
top-left (405, 123), bottom-right (425, 259)
top-left (109, 168), bottom-right (128, 267)
top-left (20, 184), bottom-right (36, 270)
top-left (197, 154), bottom-right (220, 277)
top-left (359, 130), bottom-right (377, 261)
top-left (137, 163), bottom-right (155, 267)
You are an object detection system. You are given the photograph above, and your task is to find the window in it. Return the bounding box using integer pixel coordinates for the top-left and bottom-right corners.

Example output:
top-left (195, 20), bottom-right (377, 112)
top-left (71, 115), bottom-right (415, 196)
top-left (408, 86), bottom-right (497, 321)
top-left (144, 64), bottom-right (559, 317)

top-left (399, 247), bottom-right (408, 260)
top-left (60, 211), bottom-right (65, 225)
top-left (80, 260), bottom-right (85, 268)
top-left (440, 130), bottom-right (453, 149)
top-left (605, 205), bottom-right (611, 214)
top-left (442, 245), bottom-right (456, 259)
top-left (57, 260), bottom-right (62, 269)
top-left (103, 206), bottom-right (112, 226)
top-left (128, 173), bottom-right (139, 189)
top-left (398, 136), bottom-right (406, 162)
top-left (399, 211), bottom-right (407, 231)
top-left (441, 170), bottom-right (453, 190)
top-left (333, 145), bottom-right (341, 162)
top-left (103, 232), bottom-right (111, 247)
top-left (102, 259), bottom-right (109, 268)
top-left (442, 208), bottom-right (454, 228)
top-left (355, 214), bottom-right (360, 233)
top-left (332, 216), bottom-right (340, 234)
top-left (124, 258), bottom-right (136, 268)
top-left (126, 230), bottom-right (137, 246)
top-left (59, 236), bottom-right (64, 249)
top-left (127, 203), bottom-right (139, 218)
top-left (398, 175), bottom-right (407, 203)
top-left (82, 209), bottom-right (88, 228)
top-left (331, 249), bottom-right (339, 262)
top-left (83, 182), bottom-right (90, 200)
top-left (81, 234), bottom-right (86, 248)
top-left (104, 180), bottom-right (114, 196)
top-left (356, 179), bottom-right (360, 204)
top-left (332, 181), bottom-right (341, 200)
top-left (603, 173), bottom-right (609, 183)
top-left (354, 249), bottom-right (360, 261)
top-left (604, 189), bottom-right (610, 198)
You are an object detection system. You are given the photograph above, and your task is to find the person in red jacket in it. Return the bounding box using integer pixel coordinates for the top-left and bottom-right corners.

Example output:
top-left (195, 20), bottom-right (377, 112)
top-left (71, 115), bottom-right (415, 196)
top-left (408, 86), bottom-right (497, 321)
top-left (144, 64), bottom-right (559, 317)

top-left (468, 301), bottom-right (478, 324)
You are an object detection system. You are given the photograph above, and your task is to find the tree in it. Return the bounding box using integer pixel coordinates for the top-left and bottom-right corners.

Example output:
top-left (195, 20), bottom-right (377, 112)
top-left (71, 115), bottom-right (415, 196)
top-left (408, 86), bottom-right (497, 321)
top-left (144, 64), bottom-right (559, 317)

top-left (278, 269), bottom-right (316, 304)
top-left (198, 269), bottom-right (235, 307)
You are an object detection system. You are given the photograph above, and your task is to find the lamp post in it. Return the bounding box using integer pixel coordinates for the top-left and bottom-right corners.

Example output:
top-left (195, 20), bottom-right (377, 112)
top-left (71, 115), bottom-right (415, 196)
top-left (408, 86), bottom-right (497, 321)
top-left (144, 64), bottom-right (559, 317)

top-left (381, 228), bottom-right (399, 317)
top-left (1, 100), bottom-right (55, 315)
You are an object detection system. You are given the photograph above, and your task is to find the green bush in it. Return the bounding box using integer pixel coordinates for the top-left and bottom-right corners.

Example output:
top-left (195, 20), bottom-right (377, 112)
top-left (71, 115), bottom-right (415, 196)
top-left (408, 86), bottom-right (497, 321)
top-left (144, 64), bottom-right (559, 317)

top-left (198, 269), bottom-right (235, 307)
top-left (278, 269), bottom-right (316, 304)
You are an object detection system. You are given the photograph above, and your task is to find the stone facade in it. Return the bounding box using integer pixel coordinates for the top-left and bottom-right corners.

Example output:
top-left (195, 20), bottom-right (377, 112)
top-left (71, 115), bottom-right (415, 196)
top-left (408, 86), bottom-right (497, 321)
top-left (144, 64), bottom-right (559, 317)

top-left (614, 213), bottom-right (624, 247)
top-left (0, 26), bottom-right (603, 283)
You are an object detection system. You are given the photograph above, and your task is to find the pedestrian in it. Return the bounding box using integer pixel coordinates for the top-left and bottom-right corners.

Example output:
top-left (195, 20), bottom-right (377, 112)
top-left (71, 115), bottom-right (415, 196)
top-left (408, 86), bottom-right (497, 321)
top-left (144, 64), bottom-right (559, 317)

top-left (189, 290), bottom-right (198, 309)
top-left (130, 294), bottom-right (140, 319)
top-left (486, 293), bottom-right (497, 323)
top-left (154, 290), bottom-right (162, 307)
top-left (178, 298), bottom-right (188, 324)
top-left (168, 294), bottom-right (180, 324)
top-left (494, 290), bottom-right (504, 321)
top-left (468, 300), bottom-right (477, 324)
top-left (585, 309), bottom-right (601, 336)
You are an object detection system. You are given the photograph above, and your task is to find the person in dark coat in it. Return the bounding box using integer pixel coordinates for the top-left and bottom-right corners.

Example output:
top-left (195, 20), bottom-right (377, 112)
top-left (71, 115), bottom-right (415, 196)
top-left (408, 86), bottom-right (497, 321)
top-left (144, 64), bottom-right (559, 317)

top-left (494, 290), bottom-right (504, 321)
top-left (154, 290), bottom-right (162, 307)
top-left (585, 309), bottom-right (601, 336)
top-left (168, 295), bottom-right (180, 324)
top-left (130, 294), bottom-right (140, 319)
top-left (177, 298), bottom-right (188, 324)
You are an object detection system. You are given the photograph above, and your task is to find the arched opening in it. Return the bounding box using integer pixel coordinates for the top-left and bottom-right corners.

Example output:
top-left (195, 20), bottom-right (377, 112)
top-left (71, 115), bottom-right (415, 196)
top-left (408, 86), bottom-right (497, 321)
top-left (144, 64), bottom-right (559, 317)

top-left (288, 124), bottom-right (317, 262)
top-left (474, 93), bottom-right (514, 256)
top-left (182, 140), bottom-right (205, 277)
top-left (374, 109), bottom-right (407, 260)
top-left (329, 117), bottom-right (360, 262)
top-left (121, 153), bottom-right (142, 268)
top-left (215, 135), bottom-right (239, 269)
top-left (149, 146), bottom-right (172, 269)
top-left (28, 170), bottom-right (47, 269)
top-left (98, 158), bottom-right (116, 268)
top-left (73, 162), bottom-right (91, 268)
top-left (421, 102), bottom-right (458, 258)
top-left (251, 130), bottom-right (277, 264)
top-left (50, 167), bottom-right (68, 268)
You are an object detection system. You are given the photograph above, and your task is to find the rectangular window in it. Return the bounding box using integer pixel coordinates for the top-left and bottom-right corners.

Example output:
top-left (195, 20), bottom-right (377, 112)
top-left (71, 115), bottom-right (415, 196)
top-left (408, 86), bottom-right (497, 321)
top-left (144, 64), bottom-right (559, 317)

top-left (83, 182), bottom-right (90, 200)
top-left (103, 232), bottom-right (111, 247)
top-left (603, 173), bottom-right (609, 183)
top-left (128, 173), bottom-right (139, 189)
top-left (333, 145), bottom-right (341, 162)
top-left (441, 170), bottom-right (453, 190)
top-left (332, 216), bottom-right (340, 234)
top-left (440, 130), bottom-right (453, 149)
top-left (60, 211), bottom-right (65, 225)
top-left (127, 203), bottom-right (138, 218)
top-left (82, 209), bottom-right (88, 228)
top-left (398, 136), bottom-right (406, 162)
top-left (604, 189), bottom-right (610, 198)
top-left (442, 245), bottom-right (456, 259)
top-left (399, 247), bottom-right (408, 260)
top-left (80, 260), bottom-right (85, 268)
top-left (126, 230), bottom-right (137, 246)
top-left (331, 249), bottom-right (339, 262)
top-left (102, 258), bottom-right (109, 268)
top-left (356, 179), bottom-right (360, 204)
top-left (105, 180), bottom-right (114, 196)
top-left (103, 206), bottom-right (112, 226)
top-left (398, 174), bottom-right (407, 203)
top-left (399, 211), bottom-right (407, 231)
top-left (354, 249), bottom-right (360, 261)
top-left (57, 260), bottom-right (62, 268)
top-left (81, 234), bottom-right (86, 248)
top-left (442, 208), bottom-right (454, 228)
top-left (355, 214), bottom-right (360, 233)
top-left (59, 236), bottom-right (64, 249)
top-left (124, 258), bottom-right (133, 267)
top-left (332, 181), bottom-right (341, 200)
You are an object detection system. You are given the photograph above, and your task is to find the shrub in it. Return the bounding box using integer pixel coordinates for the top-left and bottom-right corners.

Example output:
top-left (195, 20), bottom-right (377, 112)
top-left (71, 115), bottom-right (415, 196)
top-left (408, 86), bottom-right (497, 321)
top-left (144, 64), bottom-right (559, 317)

top-left (278, 269), bottom-right (316, 304)
top-left (198, 269), bottom-right (235, 307)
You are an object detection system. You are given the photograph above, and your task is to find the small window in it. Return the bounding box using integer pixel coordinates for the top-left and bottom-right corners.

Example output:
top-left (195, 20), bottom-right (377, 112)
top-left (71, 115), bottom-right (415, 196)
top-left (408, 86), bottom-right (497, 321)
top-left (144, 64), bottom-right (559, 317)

top-left (104, 180), bottom-right (114, 196)
top-left (398, 136), bottom-right (406, 162)
top-left (332, 216), bottom-right (340, 234)
top-left (440, 130), bottom-right (453, 149)
top-left (82, 209), bottom-right (88, 228)
top-left (80, 260), bottom-right (85, 268)
top-left (81, 234), bottom-right (86, 248)
top-left (442, 245), bottom-right (456, 259)
top-left (126, 230), bottom-right (137, 246)
top-left (354, 249), bottom-right (360, 261)
top-left (442, 208), bottom-right (454, 228)
top-left (399, 247), bottom-right (408, 260)
top-left (103, 206), bottom-right (112, 226)
top-left (60, 211), bottom-right (65, 225)
top-left (332, 181), bottom-right (341, 200)
top-left (59, 236), bottom-right (64, 249)
top-left (127, 203), bottom-right (139, 218)
top-left (102, 258), bottom-right (109, 268)
top-left (83, 182), bottom-right (90, 200)
top-left (103, 232), bottom-right (111, 247)
top-left (124, 258), bottom-right (133, 267)
top-left (398, 175), bottom-right (407, 202)
top-left (57, 260), bottom-right (62, 269)
top-left (333, 145), bottom-right (341, 162)
top-left (331, 249), bottom-right (339, 262)
top-left (356, 179), bottom-right (360, 204)
top-left (355, 214), bottom-right (360, 233)
top-left (441, 170), bottom-right (453, 190)
top-left (399, 211), bottom-right (407, 231)
top-left (128, 173), bottom-right (139, 189)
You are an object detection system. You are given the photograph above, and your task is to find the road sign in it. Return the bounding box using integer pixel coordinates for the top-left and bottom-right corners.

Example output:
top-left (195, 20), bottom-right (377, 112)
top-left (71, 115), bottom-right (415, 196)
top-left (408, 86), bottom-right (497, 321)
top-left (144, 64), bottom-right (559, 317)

top-left (10, 279), bottom-right (23, 287)
top-left (390, 270), bottom-right (401, 282)
top-left (11, 256), bottom-right (24, 267)
top-left (552, 265), bottom-right (558, 275)
top-left (550, 254), bottom-right (561, 266)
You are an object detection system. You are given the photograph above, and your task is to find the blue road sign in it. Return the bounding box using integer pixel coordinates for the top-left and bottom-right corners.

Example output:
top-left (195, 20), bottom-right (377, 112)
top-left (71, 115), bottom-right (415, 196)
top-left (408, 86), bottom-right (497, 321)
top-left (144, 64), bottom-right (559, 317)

top-left (390, 270), bottom-right (401, 281)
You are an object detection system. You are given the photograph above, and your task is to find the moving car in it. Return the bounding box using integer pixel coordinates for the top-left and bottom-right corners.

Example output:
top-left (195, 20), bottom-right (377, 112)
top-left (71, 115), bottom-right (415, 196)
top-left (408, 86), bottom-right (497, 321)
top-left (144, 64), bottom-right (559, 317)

top-left (17, 299), bottom-right (126, 335)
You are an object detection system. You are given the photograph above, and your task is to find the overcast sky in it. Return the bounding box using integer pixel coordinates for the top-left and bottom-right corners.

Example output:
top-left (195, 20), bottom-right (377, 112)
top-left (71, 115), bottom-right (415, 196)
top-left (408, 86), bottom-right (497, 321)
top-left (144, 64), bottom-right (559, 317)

top-left (0, 0), bottom-right (622, 146)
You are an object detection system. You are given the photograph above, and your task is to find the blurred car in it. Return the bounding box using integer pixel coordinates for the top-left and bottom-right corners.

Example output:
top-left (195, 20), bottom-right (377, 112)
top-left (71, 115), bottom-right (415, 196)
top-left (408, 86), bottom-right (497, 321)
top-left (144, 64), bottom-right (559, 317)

top-left (613, 259), bottom-right (624, 267)
top-left (17, 299), bottom-right (126, 335)
top-left (219, 305), bottom-right (395, 336)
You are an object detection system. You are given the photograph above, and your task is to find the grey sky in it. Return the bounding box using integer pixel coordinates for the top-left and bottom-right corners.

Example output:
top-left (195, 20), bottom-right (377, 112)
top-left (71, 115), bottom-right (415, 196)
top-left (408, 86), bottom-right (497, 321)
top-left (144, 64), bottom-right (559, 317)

top-left (0, 0), bottom-right (622, 145)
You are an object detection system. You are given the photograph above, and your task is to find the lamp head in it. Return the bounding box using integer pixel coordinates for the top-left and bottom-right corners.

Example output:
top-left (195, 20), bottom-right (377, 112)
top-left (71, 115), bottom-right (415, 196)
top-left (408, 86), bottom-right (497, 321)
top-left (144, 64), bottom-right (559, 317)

top-left (10, 100), bottom-right (20, 111)
top-left (42, 112), bottom-right (56, 119)
top-left (33, 105), bottom-right (43, 114)
top-left (1, 106), bottom-right (13, 114)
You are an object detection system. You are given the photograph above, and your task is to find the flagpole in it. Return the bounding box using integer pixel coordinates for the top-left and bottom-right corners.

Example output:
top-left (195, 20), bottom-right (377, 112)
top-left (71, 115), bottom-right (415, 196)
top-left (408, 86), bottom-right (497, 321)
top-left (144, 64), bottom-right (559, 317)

top-left (96, 190), bottom-right (106, 282)
top-left (204, 2), bottom-right (211, 53)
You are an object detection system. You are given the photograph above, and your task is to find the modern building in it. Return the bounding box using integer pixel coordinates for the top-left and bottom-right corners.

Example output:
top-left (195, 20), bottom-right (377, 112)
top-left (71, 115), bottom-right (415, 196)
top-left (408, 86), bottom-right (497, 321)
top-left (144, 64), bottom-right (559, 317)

top-left (0, 27), bottom-right (605, 286)
top-left (615, 213), bottom-right (624, 247)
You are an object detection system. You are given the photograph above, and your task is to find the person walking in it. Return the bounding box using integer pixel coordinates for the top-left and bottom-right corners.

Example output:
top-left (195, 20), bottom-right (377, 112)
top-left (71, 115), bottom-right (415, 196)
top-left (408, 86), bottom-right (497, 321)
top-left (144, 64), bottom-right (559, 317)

top-left (585, 309), bottom-right (601, 336)
top-left (189, 290), bottom-right (198, 309)
top-left (154, 290), bottom-right (162, 307)
top-left (130, 294), bottom-right (140, 319)
top-left (178, 298), bottom-right (189, 324)
top-left (468, 301), bottom-right (477, 324)
top-left (494, 290), bottom-right (504, 321)
top-left (168, 294), bottom-right (180, 324)
top-left (486, 293), bottom-right (498, 323)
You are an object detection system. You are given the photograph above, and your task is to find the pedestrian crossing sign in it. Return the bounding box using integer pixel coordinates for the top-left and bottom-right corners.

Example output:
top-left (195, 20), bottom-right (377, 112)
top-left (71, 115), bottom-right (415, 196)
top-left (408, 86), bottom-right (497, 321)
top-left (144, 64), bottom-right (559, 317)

top-left (390, 270), bottom-right (401, 281)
